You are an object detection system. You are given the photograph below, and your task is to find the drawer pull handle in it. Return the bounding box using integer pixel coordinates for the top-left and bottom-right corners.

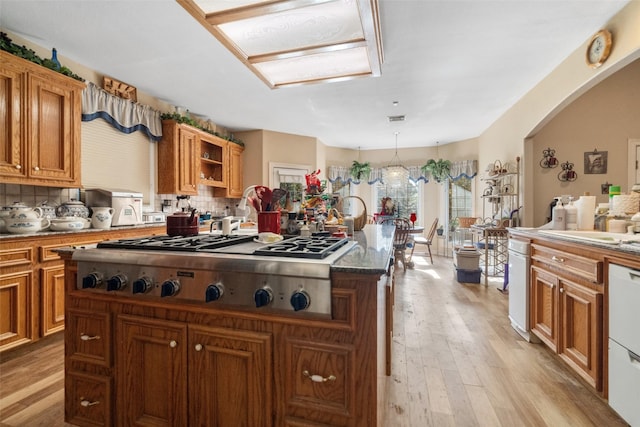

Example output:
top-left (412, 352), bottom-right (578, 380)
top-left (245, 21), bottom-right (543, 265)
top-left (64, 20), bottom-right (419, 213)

top-left (303, 370), bottom-right (336, 383)
top-left (15, 164), bottom-right (22, 170)
top-left (169, 340), bottom-right (178, 348)
top-left (194, 343), bottom-right (203, 351)
top-left (80, 399), bottom-right (100, 407)
top-left (80, 334), bottom-right (101, 341)
top-left (551, 256), bottom-right (565, 263)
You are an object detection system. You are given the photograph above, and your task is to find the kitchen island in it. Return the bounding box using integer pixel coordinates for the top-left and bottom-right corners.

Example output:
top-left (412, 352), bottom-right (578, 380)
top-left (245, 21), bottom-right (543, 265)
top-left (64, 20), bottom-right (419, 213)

top-left (59, 224), bottom-right (394, 427)
top-left (508, 228), bottom-right (640, 402)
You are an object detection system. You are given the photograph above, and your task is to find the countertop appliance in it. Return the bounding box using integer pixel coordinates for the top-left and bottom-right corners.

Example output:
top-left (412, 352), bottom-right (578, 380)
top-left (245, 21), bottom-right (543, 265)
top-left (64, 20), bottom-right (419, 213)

top-left (608, 264), bottom-right (640, 426)
top-left (72, 234), bottom-right (354, 317)
top-left (508, 238), bottom-right (534, 341)
top-left (85, 188), bottom-right (143, 226)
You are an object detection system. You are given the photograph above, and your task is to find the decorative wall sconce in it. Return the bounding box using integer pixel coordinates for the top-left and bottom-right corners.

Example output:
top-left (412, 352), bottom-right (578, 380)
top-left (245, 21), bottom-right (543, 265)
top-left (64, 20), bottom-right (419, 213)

top-left (558, 161), bottom-right (577, 182)
top-left (540, 147), bottom-right (558, 168)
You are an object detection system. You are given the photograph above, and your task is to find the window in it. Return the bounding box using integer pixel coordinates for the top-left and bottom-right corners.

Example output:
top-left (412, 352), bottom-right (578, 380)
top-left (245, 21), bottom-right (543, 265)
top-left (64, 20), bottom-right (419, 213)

top-left (448, 176), bottom-right (472, 225)
top-left (373, 180), bottom-right (420, 223)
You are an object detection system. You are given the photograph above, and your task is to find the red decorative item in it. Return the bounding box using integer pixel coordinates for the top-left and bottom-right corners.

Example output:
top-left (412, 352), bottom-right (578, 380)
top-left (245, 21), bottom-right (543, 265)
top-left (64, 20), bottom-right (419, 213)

top-left (305, 169), bottom-right (323, 195)
top-left (410, 212), bottom-right (417, 226)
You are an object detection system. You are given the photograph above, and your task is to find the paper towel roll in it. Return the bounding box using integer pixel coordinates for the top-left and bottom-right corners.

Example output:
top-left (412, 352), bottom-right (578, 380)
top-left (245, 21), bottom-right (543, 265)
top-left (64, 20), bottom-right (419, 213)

top-left (576, 196), bottom-right (596, 230)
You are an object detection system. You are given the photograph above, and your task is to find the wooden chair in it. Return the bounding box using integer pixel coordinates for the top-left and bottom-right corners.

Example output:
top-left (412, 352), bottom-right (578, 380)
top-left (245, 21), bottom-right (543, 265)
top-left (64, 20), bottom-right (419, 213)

top-left (382, 217), bottom-right (412, 271)
top-left (410, 218), bottom-right (438, 264)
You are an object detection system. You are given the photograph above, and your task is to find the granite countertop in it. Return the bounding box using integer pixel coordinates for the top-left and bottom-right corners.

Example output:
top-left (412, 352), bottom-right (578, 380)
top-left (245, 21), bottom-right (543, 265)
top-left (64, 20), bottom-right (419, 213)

top-left (331, 224), bottom-right (395, 275)
top-left (0, 222), bottom-right (167, 240)
top-left (508, 227), bottom-right (640, 258)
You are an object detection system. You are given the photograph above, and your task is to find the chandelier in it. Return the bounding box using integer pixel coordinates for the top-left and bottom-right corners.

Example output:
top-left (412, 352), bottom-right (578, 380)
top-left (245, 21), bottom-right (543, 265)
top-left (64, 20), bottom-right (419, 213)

top-left (383, 132), bottom-right (409, 187)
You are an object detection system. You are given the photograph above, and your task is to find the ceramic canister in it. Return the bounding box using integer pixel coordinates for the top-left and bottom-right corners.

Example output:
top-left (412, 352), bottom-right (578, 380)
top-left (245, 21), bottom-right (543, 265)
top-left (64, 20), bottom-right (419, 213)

top-left (91, 207), bottom-right (114, 229)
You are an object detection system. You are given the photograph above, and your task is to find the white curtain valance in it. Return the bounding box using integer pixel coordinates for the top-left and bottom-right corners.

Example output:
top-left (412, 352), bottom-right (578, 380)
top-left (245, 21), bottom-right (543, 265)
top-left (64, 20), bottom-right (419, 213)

top-left (328, 165), bottom-right (429, 185)
top-left (450, 160), bottom-right (478, 181)
top-left (329, 160), bottom-right (477, 185)
top-left (81, 82), bottom-right (162, 141)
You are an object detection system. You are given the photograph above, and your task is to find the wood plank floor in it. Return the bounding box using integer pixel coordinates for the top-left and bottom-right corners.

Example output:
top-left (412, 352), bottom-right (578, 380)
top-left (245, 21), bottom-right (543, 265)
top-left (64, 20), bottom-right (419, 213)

top-left (0, 254), bottom-right (628, 426)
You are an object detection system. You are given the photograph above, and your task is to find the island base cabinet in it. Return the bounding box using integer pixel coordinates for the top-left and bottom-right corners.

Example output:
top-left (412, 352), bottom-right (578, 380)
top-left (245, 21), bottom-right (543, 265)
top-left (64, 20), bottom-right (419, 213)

top-left (65, 371), bottom-right (112, 427)
top-left (558, 279), bottom-right (603, 390)
top-left (116, 314), bottom-right (273, 427)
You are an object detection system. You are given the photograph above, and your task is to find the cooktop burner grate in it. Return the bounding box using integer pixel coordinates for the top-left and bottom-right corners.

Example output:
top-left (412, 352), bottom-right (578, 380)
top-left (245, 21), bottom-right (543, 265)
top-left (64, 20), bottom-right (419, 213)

top-left (97, 234), bottom-right (255, 251)
top-left (253, 236), bottom-right (350, 259)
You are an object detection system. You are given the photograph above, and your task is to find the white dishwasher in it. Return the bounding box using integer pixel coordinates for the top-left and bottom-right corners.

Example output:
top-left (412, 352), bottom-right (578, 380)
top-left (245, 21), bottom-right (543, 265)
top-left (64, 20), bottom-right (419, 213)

top-left (507, 239), bottom-right (532, 341)
top-left (608, 263), bottom-right (640, 427)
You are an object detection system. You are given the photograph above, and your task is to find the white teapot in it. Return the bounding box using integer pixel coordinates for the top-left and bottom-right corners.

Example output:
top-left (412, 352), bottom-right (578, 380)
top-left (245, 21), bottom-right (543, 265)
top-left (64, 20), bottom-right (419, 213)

top-left (4, 205), bottom-right (50, 234)
top-left (91, 207), bottom-right (114, 229)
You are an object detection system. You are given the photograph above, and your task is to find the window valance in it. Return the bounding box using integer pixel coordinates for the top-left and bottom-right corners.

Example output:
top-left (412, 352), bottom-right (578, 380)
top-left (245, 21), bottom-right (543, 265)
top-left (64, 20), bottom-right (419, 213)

top-left (329, 160), bottom-right (477, 185)
top-left (450, 160), bottom-right (478, 181)
top-left (328, 165), bottom-right (429, 185)
top-left (81, 82), bottom-right (162, 141)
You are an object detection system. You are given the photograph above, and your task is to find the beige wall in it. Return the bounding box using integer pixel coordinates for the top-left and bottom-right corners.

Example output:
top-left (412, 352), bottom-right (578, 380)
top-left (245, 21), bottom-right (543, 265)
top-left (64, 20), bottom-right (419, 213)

top-left (478, 1), bottom-right (640, 226)
top-left (530, 58), bottom-right (640, 225)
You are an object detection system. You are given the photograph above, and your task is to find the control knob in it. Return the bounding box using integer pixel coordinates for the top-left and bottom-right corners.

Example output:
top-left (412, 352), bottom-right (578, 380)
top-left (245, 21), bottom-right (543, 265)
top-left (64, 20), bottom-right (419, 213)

top-left (132, 276), bottom-right (153, 294)
top-left (160, 279), bottom-right (181, 297)
top-left (290, 290), bottom-right (311, 311)
top-left (205, 282), bottom-right (225, 302)
top-left (254, 287), bottom-right (273, 308)
top-left (106, 274), bottom-right (128, 291)
top-left (82, 272), bottom-right (103, 289)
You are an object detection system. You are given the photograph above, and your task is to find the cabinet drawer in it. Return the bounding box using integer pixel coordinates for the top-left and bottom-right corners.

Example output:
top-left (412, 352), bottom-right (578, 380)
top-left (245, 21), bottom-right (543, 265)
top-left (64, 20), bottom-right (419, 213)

top-left (0, 247), bottom-right (32, 268)
top-left (285, 338), bottom-right (355, 421)
top-left (66, 371), bottom-right (112, 427)
top-left (66, 309), bottom-right (112, 367)
top-left (531, 244), bottom-right (602, 283)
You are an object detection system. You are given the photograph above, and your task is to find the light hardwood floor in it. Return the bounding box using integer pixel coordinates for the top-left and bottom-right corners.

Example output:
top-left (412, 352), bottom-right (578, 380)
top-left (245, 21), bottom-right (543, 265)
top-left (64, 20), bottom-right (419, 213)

top-left (0, 254), bottom-right (628, 426)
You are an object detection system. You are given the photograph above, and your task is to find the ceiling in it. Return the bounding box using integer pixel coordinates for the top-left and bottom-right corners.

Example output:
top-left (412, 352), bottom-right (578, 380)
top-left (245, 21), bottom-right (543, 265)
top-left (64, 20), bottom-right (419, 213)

top-left (0, 0), bottom-right (631, 150)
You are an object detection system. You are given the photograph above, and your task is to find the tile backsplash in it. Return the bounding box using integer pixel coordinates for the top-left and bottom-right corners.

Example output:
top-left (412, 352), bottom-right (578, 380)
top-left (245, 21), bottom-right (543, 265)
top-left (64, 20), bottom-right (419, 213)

top-left (0, 184), bottom-right (81, 208)
top-left (1, 183), bottom-right (241, 217)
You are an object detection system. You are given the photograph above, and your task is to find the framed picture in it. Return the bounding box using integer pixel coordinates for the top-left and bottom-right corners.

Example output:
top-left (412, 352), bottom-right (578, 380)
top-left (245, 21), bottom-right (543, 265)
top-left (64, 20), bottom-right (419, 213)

top-left (584, 150), bottom-right (607, 174)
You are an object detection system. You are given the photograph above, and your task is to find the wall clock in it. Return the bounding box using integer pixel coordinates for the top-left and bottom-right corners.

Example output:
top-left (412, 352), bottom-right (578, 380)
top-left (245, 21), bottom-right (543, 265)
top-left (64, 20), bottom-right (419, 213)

top-left (586, 29), bottom-right (612, 69)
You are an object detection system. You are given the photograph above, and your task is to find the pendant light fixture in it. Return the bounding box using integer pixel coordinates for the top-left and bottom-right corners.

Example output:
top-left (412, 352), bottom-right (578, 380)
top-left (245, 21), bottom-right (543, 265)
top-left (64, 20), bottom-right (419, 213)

top-left (383, 132), bottom-right (409, 187)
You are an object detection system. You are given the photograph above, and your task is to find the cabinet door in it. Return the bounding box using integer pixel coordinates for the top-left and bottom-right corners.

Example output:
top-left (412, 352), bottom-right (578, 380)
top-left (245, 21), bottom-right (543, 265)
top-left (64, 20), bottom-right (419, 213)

top-left (40, 264), bottom-right (66, 336)
top-left (227, 143), bottom-right (244, 198)
top-left (0, 270), bottom-right (33, 351)
top-left (188, 325), bottom-right (273, 427)
top-left (559, 278), bottom-right (603, 390)
top-left (0, 60), bottom-right (27, 179)
top-left (177, 126), bottom-right (199, 194)
top-left (28, 73), bottom-right (80, 185)
top-left (530, 265), bottom-right (558, 351)
top-left (117, 315), bottom-right (188, 427)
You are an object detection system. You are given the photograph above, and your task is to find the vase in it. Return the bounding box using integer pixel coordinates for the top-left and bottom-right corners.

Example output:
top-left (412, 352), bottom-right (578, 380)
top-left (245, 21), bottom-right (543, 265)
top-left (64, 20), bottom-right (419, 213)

top-left (51, 48), bottom-right (61, 70)
top-left (91, 207), bottom-right (114, 229)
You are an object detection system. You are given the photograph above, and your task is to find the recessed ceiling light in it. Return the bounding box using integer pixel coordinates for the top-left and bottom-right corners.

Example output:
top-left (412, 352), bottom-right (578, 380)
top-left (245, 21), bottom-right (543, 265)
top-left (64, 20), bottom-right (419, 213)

top-left (388, 115), bottom-right (405, 122)
top-left (392, 101), bottom-right (399, 106)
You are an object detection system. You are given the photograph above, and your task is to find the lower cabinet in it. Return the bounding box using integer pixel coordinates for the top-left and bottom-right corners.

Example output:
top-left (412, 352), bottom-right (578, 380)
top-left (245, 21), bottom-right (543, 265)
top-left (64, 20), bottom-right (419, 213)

top-left (116, 314), bottom-right (273, 427)
top-left (0, 269), bottom-right (33, 349)
top-left (530, 243), bottom-right (604, 391)
top-left (40, 264), bottom-right (66, 336)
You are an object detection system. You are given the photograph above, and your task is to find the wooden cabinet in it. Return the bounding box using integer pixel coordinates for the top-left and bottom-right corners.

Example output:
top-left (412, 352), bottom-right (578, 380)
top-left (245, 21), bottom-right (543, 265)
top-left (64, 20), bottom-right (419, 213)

top-left (0, 225), bottom-right (167, 353)
top-left (158, 120), bottom-right (200, 195)
top-left (116, 315), bottom-right (272, 426)
top-left (60, 252), bottom-right (388, 426)
top-left (530, 242), bottom-right (604, 391)
top-left (0, 51), bottom-right (84, 187)
top-left (158, 120), bottom-right (244, 197)
top-left (214, 142), bottom-right (244, 198)
top-left (199, 133), bottom-right (227, 188)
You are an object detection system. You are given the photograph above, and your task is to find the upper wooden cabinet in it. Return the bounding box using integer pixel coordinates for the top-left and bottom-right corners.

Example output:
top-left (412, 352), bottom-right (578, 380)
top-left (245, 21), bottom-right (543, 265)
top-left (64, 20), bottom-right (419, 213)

top-left (158, 119), bottom-right (243, 197)
top-left (0, 51), bottom-right (84, 187)
top-left (158, 120), bottom-right (200, 195)
top-left (214, 142), bottom-right (244, 198)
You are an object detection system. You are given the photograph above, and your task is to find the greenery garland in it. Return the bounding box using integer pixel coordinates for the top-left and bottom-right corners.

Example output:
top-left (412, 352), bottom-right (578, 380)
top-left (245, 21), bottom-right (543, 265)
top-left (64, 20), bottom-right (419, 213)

top-left (421, 158), bottom-right (452, 183)
top-left (160, 112), bottom-right (244, 147)
top-left (0, 32), bottom-right (84, 81)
